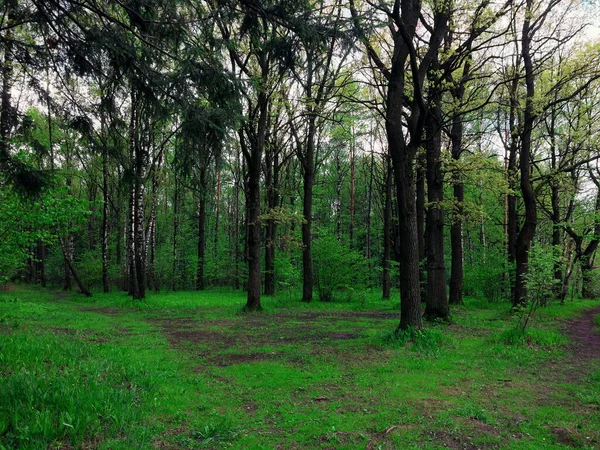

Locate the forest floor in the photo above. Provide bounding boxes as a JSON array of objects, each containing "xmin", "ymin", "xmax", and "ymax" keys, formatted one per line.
[{"xmin": 1, "ymin": 286, "xmax": 600, "ymax": 449}]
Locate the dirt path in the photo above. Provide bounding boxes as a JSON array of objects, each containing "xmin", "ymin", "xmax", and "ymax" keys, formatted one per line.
[{"xmin": 566, "ymin": 305, "xmax": 600, "ymax": 360}]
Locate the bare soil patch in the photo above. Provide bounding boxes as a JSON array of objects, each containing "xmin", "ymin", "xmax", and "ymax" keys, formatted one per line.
[
  {"xmin": 565, "ymin": 305, "xmax": 600, "ymax": 360},
  {"xmin": 149, "ymin": 309, "xmax": 386, "ymax": 367}
]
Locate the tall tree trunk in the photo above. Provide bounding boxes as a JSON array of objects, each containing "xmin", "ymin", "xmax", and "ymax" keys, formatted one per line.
[
  {"xmin": 416, "ymin": 153, "xmax": 426, "ymax": 297},
  {"xmin": 242, "ymin": 87, "xmax": 268, "ymax": 311},
  {"xmin": 233, "ymin": 153, "xmax": 241, "ymax": 290},
  {"xmin": 245, "ymin": 158, "xmax": 262, "ymax": 310},
  {"xmin": 196, "ymin": 181, "xmax": 207, "ymax": 291},
  {"xmin": 172, "ymin": 175, "xmax": 180, "ymax": 291},
  {"xmin": 514, "ymin": 1, "xmax": 537, "ymax": 307},
  {"xmin": 424, "ymin": 83, "xmax": 449, "ymax": 321},
  {"xmin": 365, "ymin": 143, "xmax": 374, "ymax": 265},
  {"xmin": 449, "ymin": 98, "xmax": 465, "ymax": 305},
  {"xmin": 382, "ymin": 157, "xmax": 393, "ymax": 300},
  {"xmin": 214, "ymin": 169, "xmax": 221, "ymax": 258},
  {"xmin": 101, "ymin": 125, "xmax": 110, "ymax": 293},
  {"xmin": 264, "ymin": 150, "xmax": 278, "ymax": 296},
  {"xmin": 128, "ymin": 185, "xmax": 139, "ymax": 298},
  {"xmin": 349, "ymin": 133, "xmax": 355, "ymax": 246},
  {"xmin": 0, "ymin": 0, "xmax": 14, "ymax": 171},
  {"xmin": 301, "ymin": 119, "xmax": 316, "ymax": 303},
  {"xmin": 302, "ymin": 158, "xmax": 314, "ymax": 302},
  {"xmin": 336, "ymin": 148, "xmax": 342, "ymax": 241}
]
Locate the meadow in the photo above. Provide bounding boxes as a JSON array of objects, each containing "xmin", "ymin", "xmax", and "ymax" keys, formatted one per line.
[{"xmin": 1, "ymin": 286, "xmax": 599, "ymax": 449}]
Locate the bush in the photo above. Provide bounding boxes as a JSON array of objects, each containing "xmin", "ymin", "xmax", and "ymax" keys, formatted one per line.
[{"xmin": 312, "ymin": 235, "xmax": 366, "ymax": 302}]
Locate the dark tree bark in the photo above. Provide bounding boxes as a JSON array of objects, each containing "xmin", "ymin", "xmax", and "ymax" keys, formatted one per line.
[
  {"xmin": 101, "ymin": 118, "xmax": 110, "ymax": 293},
  {"xmin": 424, "ymin": 75, "xmax": 449, "ymax": 321},
  {"xmin": 351, "ymin": 0, "xmax": 449, "ymax": 330},
  {"xmin": 172, "ymin": 174, "xmax": 180, "ymax": 291},
  {"xmin": 349, "ymin": 133, "xmax": 355, "ymax": 246},
  {"xmin": 416, "ymin": 152, "xmax": 426, "ymax": 296},
  {"xmin": 239, "ymin": 87, "xmax": 268, "ymax": 311},
  {"xmin": 382, "ymin": 157, "xmax": 393, "ymax": 300},
  {"xmin": 301, "ymin": 137, "xmax": 315, "ymax": 302},
  {"xmin": 264, "ymin": 135, "xmax": 280, "ymax": 296},
  {"xmin": 196, "ymin": 177, "xmax": 207, "ymax": 291},
  {"xmin": 448, "ymin": 103, "xmax": 464, "ymax": 306},
  {"xmin": 514, "ymin": 0, "xmax": 537, "ymax": 307}
]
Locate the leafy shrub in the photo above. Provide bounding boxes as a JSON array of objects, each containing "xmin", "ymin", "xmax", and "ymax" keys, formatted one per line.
[{"xmin": 312, "ymin": 235, "xmax": 366, "ymax": 302}]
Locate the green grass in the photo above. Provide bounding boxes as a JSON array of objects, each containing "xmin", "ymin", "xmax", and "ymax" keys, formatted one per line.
[{"xmin": 1, "ymin": 285, "xmax": 600, "ymax": 449}]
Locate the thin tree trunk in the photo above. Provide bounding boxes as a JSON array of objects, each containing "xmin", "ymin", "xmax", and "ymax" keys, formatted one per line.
[
  {"xmin": 214, "ymin": 169, "xmax": 221, "ymax": 257},
  {"xmin": 301, "ymin": 118, "xmax": 316, "ymax": 303},
  {"xmin": 172, "ymin": 176, "xmax": 180, "ymax": 291},
  {"xmin": 336, "ymin": 149, "xmax": 342, "ymax": 242},
  {"xmin": 196, "ymin": 187, "xmax": 207, "ymax": 291},
  {"xmin": 382, "ymin": 157, "xmax": 392, "ymax": 300},
  {"xmin": 349, "ymin": 132, "xmax": 355, "ymax": 246},
  {"xmin": 59, "ymin": 238, "xmax": 92, "ymax": 297},
  {"xmin": 101, "ymin": 123, "xmax": 110, "ymax": 293}
]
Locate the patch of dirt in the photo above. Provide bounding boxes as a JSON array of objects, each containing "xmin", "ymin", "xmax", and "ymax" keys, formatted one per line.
[
  {"xmin": 551, "ymin": 426, "xmax": 581, "ymax": 447},
  {"xmin": 424, "ymin": 431, "xmax": 480, "ymax": 450},
  {"xmin": 565, "ymin": 305, "xmax": 600, "ymax": 360}
]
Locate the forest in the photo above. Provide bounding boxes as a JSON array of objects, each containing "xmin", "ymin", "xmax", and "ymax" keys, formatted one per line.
[{"xmin": 2, "ymin": 0, "xmax": 600, "ymax": 449}]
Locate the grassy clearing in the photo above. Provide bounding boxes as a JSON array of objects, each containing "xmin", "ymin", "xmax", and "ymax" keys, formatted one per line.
[{"xmin": 1, "ymin": 285, "xmax": 599, "ymax": 449}]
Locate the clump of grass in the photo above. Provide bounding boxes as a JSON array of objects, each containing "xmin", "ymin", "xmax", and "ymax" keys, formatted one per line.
[
  {"xmin": 191, "ymin": 420, "xmax": 238, "ymax": 446},
  {"xmin": 380, "ymin": 327, "xmax": 450, "ymax": 355},
  {"xmin": 0, "ymin": 332, "xmax": 150, "ymax": 449},
  {"xmin": 494, "ymin": 326, "xmax": 567, "ymax": 348}
]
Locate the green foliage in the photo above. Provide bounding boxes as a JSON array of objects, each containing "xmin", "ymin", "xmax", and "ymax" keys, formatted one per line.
[
  {"xmin": 381, "ymin": 326, "xmax": 450, "ymax": 356},
  {"xmin": 312, "ymin": 234, "xmax": 366, "ymax": 302},
  {"xmin": 525, "ymin": 244, "xmax": 560, "ymax": 308},
  {"xmin": 0, "ymin": 183, "xmax": 90, "ymax": 283},
  {"xmin": 463, "ymin": 251, "xmax": 509, "ymax": 302}
]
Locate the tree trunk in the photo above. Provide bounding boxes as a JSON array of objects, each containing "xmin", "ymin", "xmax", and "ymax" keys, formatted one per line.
[
  {"xmin": 449, "ymin": 100, "xmax": 465, "ymax": 305},
  {"xmin": 196, "ymin": 192, "xmax": 207, "ymax": 291},
  {"xmin": 264, "ymin": 150, "xmax": 279, "ymax": 296},
  {"xmin": 416, "ymin": 152, "xmax": 426, "ymax": 298},
  {"xmin": 0, "ymin": 1, "xmax": 14, "ymax": 171},
  {"xmin": 349, "ymin": 133, "xmax": 355, "ymax": 246},
  {"xmin": 172, "ymin": 175, "xmax": 180, "ymax": 291},
  {"xmin": 382, "ymin": 157, "xmax": 392, "ymax": 300},
  {"xmin": 59, "ymin": 238, "xmax": 92, "ymax": 297},
  {"xmin": 301, "ymin": 119, "xmax": 316, "ymax": 303},
  {"xmin": 424, "ymin": 85, "xmax": 449, "ymax": 321},
  {"xmin": 214, "ymin": 169, "xmax": 221, "ymax": 258},
  {"xmin": 514, "ymin": 1, "xmax": 537, "ymax": 307},
  {"xmin": 302, "ymin": 162, "xmax": 314, "ymax": 302},
  {"xmin": 245, "ymin": 161, "xmax": 262, "ymax": 310},
  {"xmin": 101, "ymin": 132, "xmax": 110, "ymax": 293},
  {"xmin": 336, "ymin": 149, "xmax": 342, "ymax": 241}
]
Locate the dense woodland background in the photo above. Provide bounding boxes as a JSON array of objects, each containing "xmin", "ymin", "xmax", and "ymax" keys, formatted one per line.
[{"xmin": 2, "ymin": 0, "xmax": 600, "ymax": 328}]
